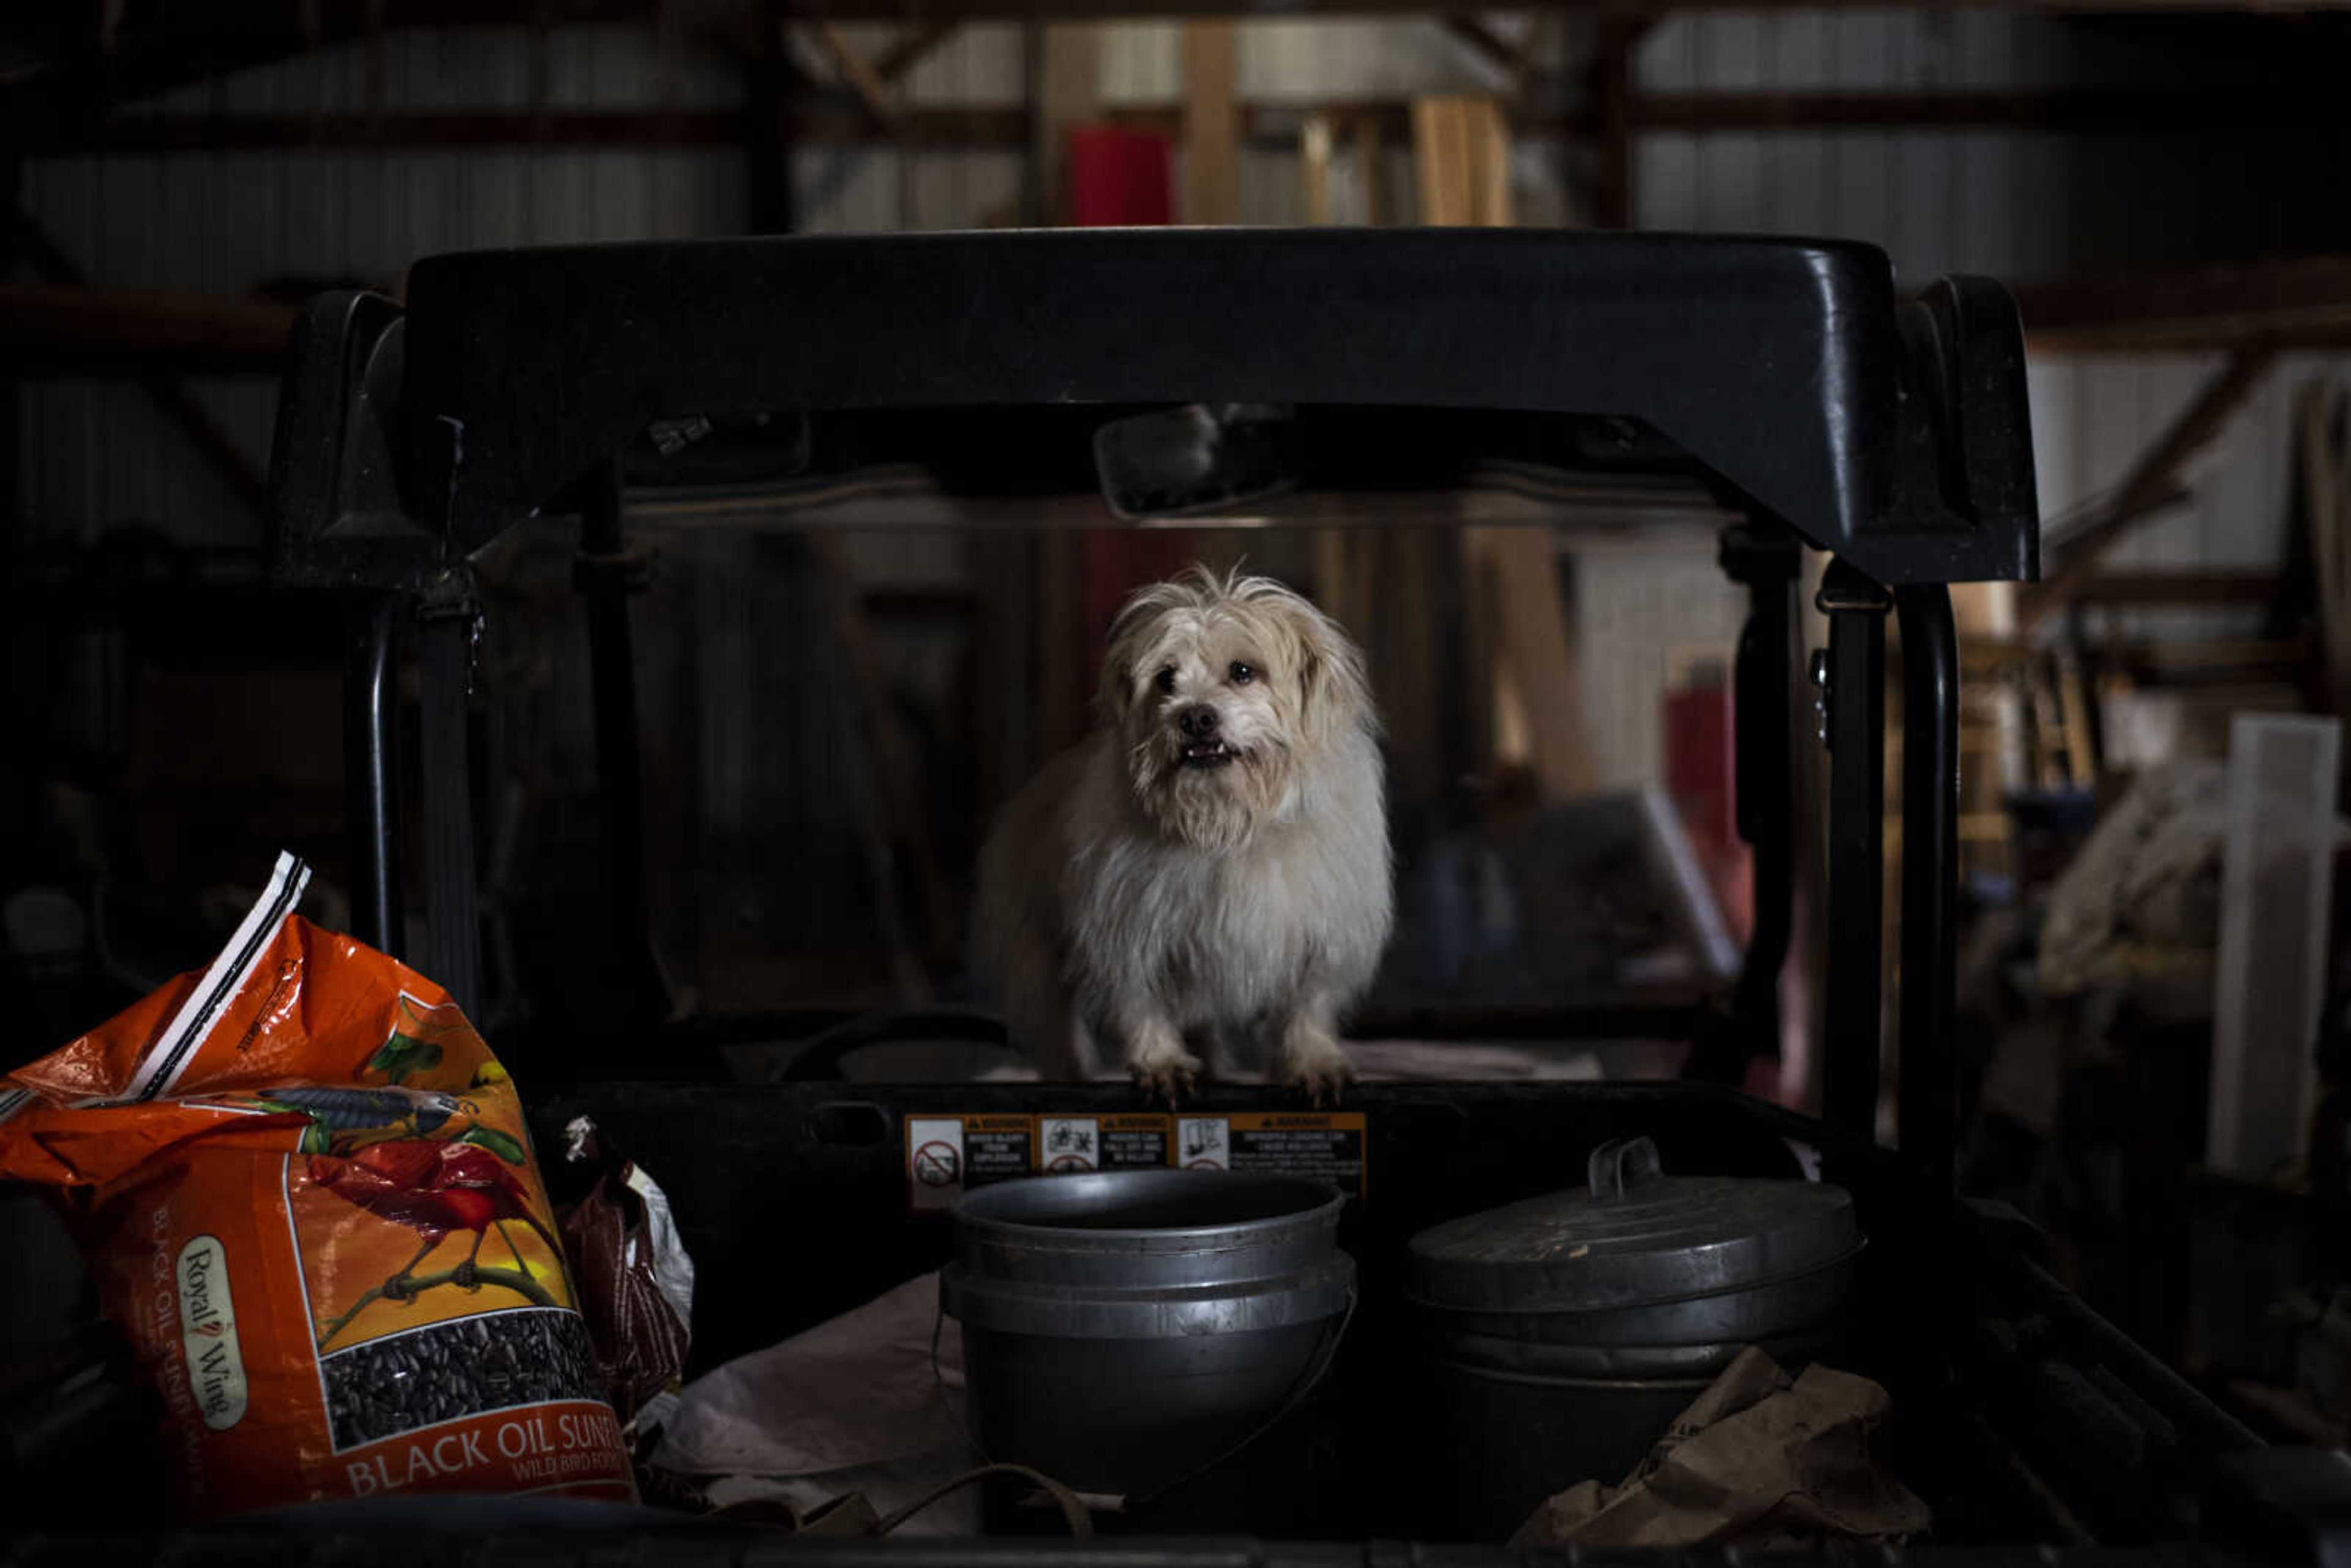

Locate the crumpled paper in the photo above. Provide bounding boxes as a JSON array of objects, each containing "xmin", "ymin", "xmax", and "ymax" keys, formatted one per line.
[
  {"xmin": 649, "ymin": 1270, "xmax": 984, "ymax": 1535},
  {"xmin": 2037, "ymin": 762, "xmax": 2230, "ymax": 1009},
  {"xmin": 1511, "ymin": 1346, "xmax": 1929, "ymax": 1549}
]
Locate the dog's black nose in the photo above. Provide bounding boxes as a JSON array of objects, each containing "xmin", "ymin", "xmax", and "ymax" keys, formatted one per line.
[{"xmin": 1177, "ymin": 705, "xmax": 1221, "ymax": 740}]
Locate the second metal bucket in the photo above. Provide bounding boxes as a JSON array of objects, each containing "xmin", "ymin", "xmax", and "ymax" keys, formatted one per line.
[
  {"xmin": 940, "ymin": 1169, "xmax": 1354, "ymax": 1503},
  {"xmin": 1406, "ymin": 1136, "xmax": 1864, "ymax": 1539}
]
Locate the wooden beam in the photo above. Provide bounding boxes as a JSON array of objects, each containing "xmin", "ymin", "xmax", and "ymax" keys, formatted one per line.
[
  {"xmin": 1442, "ymin": 14, "xmax": 1521, "ymax": 77},
  {"xmin": 1511, "ymin": 13, "xmax": 1556, "ymax": 79},
  {"xmin": 652, "ymin": 0, "xmax": 683, "ymax": 107},
  {"xmin": 1409, "ymin": 96, "xmax": 1594, "ymax": 801},
  {"xmin": 2039, "ymin": 477, "xmax": 2192, "ymax": 548},
  {"xmin": 2016, "ymin": 256, "xmax": 2351, "ymax": 353},
  {"xmin": 9, "ymin": 213, "xmax": 273, "ymax": 514},
  {"xmin": 1591, "ymin": 18, "xmax": 1651, "ymax": 229},
  {"xmin": 1630, "ymin": 86, "xmax": 2340, "ymax": 133},
  {"xmin": 1030, "ymin": 23, "xmax": 1100, "ymax": 223},
  {"xmin": 1412, "ymin": 97, "xmax": 1468, "ymax": 225},
  {"xmin": 1, "ymin": 0, "xmax": 807, "ymax": 127},
  {"xmin": 523, "ymin": 0, "xmax": 548, "ymax": 126},
  {"xmin": 1182, "ymin": 21, "xmax": 1240, "ymax": 225},
  {"xmin": 43, "ymin": 97, "xmax": 1436, "ymax": 156},
  {"xmin": 1469, "ymin": 526, "xmax": 1597, "ymax": 801},
  {"xmin": 1412, "ymin": 96, "xmax": 1511, "ymax": 227},
  {"xmin": 1352, "ymin": 111, "xmax": 1385, "ymax": 226},
  {"xmin": 1470, "ymin": 96, "xmax": 1510, "ymax": 228},
  {"xmin": 46, "ymin": 105, "xmax": 1029, "ymax": 151},
  {"xmin": 2025, "ymin": 347, "xmax": 2278, "ymax": 628},
  {"xmin": 1300, "ymin": 114, "xmax": 1334, "ymax": 227},
  {"xmin": 808, "ymin": 20, "xmax": 899, "ymax": 130},
  {"xmin": 2113, "ymin": 635, "xmax": 2317, "ymax": 676},
  {"xmin": 744, "ymin": 2, "xmax": 795, "ymax": 231},
  {"xmin": 0, "ymin": 282, "xmax": 298, "ymax": 372},
  {"xmin": 871, "ymin": 20, "xmax": 957, "ymax": 83},
  {"xmin": 2071, "ymin": 570, "xmax": 2281, "ymax": 608},
  {"xmin": 2301, "ymin": 380, "xmax": 2351, "ymax": 713}
]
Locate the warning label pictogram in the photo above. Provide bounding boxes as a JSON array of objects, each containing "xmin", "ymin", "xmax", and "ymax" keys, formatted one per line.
[
  {"xmin": 1178, "ymin": 1116, "xmax": 1230, "ymax": 1170},
  {"xmin": 904, "ymin": 1107, "xmax": 1368, "ymax": 1204},
  {"xmin": 1040, "ymin": 1117, "xmax": 1100, "ymax": 1172},
  {"xmin": 905, "ymin": 1117, "xmax": 966, "ymax": 1212}
]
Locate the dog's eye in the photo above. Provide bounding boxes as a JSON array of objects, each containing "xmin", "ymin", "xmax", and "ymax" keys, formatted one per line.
[
  {"xmin": 1229, "ymin": 661, "xmax": 1256, "ymax": 686},
  {"xmin": 1154, "ymin": 667, "xmax": 1177, "ymax": 696}
]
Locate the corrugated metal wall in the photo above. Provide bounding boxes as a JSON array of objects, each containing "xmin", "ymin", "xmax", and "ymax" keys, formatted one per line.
[
  {"xmin": 1626, "ymin": 12, "xmax": 2350, "ymax": 642},
  {"xmin": 20, "ymin": 26, "xmax": 748, "ymax": 550},
  {"xmin": 1635, "ymin": 11, "xmax": 2080, "ymax": 283},
  {"xmin": 18, "ymin": 9, "xmax": 2342, "ymax": 608}
]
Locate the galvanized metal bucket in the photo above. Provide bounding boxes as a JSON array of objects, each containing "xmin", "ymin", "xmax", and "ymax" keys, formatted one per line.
[
  {"xmin": 1406, "ymin": 1136, "xmax": 1864, "ymax": 1539},
  {"xmin": 940, "ymin": 1169, "xmax": 1354, "ymax": 1504}
]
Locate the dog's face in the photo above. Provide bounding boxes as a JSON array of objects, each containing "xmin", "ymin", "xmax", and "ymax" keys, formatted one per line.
[{"xmin": 1101, "ymin": 569, "xmax": 1374, "ymax": 850}]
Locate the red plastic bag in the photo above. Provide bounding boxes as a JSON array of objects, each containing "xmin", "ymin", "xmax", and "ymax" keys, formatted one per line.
[{"xmin": 0, "ymin": 853, "xmax": 636, "ymax": 1518}]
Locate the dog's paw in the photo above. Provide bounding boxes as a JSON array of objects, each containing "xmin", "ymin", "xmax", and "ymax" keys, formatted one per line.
[
  {"xmin": 1282, "ymin": 1045, "xmax": 1352, "ymax": 1108},
  {"xmin": 1128, "ymin": 1038, "xmax": 1204, "ymax": 1108}
]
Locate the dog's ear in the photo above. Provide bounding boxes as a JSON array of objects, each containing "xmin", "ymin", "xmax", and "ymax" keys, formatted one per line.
[
  {"xmin": 1095, "ymin": 650, "xmax": 1138, "ymax": 727},
  {"xmin": 1294, "ymin": 599, "xmax": 1374, "ymax": 751},
  {"xmin": 1098, "ymin": 585, "xmax": 1170, "ymax": 728}
]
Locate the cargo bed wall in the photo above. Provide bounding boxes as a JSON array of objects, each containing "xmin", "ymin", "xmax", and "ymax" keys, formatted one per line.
[{"xmin": 523, "ymin": 1079, "xmax": 2240, "ymax": 1546}]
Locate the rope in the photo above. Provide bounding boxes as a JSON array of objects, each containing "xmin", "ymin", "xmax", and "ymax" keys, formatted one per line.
[
  {"xmin": 928, "ymin": 1284, "xmax": 1357, "ymax": 1517},
  {"xmin": 871, "ymin": 1463, "xmax": 1094, "ymax": 1540}
]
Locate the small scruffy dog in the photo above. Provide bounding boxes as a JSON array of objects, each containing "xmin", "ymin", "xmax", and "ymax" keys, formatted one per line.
[{"xmin": 973, "ymin": 566, "xmax": 1392, "ymax": 1102}]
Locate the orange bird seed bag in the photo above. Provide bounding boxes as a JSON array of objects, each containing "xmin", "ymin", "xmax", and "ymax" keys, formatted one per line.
[{"xmin": 0, "ymin": 853, "xmax": 636, "ymax": 1518}]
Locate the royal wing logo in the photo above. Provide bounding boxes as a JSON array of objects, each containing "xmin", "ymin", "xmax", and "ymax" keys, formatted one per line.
[{"xmin": 175, "ymin": 1235, "xmax": 249, "ymax": 1431}]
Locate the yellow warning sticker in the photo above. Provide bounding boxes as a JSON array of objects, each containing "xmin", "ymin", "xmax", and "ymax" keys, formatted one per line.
[
  {"xmin": 1229, "ymin": 1111, "xmax": 1367, "ymax": 1198},
  {"xmin": 1098, "ymin": 1113, "xmax": 1171, "ymax": 1171},
  {"xmin": 905, "ymin": 1109, "xmax": 1367, "ymax": 1206},
  {"xmin": 961, "ymin": 1114, "xmax": 1033, "ymax": 1187}
]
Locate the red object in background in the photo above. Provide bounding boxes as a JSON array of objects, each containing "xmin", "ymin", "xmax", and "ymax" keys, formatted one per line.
[
  {"xmin": 1083, "ymin": 530, "xmax": 1202, "ymax": 694},
  {"xmin": 1665, "ymin": 682, "xmax": 1736, "ymax": 850},
  {"xmin": 1067, "ymin": 122, "xmax": 1186, "ymax": 696},
  {"xmin": 1067, "ymin": 126, "xmax": 1174, "ymax": 227},
  {"xmin": 1664, "ymin": 678, "xmax": 1753, "ymax": 943},
  {"xmin": 1666, "ymin": 676, "xmax": 1809, "ymax": 1112}
]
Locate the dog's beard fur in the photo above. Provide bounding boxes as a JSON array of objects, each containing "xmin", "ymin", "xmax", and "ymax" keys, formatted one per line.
[
  {"xmin": 1124, "ymin": 730, "xmax": 1285, "ymax": 853},
  {"xmin": 972, "ymin": 566, "xmax": 1393, "ymax": 1101}
]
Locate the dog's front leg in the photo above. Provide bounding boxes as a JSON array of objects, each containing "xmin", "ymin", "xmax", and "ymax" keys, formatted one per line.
[
  {"xmin": 1117, "ymin": 1000, "xmax": 1203, "ymax": 1106},
  {"xmin": 1272, "ymin": 990, "xmax": 1353, "ymax": 1107}
]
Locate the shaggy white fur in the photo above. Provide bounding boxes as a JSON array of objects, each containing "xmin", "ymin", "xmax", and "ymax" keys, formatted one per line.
[{"xmin": 972, "ymin": 566, "xmax": 1393, "ymax": 1102}]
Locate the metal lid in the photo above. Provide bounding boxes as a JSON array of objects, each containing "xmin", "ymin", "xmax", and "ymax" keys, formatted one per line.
[{"xmin": 1404, "ymin": 1137, "xmax": 1861, "ymax": 1314}]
